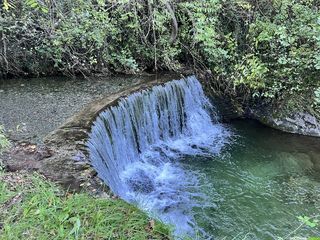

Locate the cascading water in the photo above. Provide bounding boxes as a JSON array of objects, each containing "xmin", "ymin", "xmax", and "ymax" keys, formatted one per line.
[{"xmin": 87, "ymin": 76, "xmax": 230, "ymax": 238}]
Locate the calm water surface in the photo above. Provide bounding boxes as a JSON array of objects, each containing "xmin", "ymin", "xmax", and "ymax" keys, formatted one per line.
[
  {"xmin": 0, "ymin": 74, "xmax": 177, "ymax": 141},
  {"xmin": 183, "ymin": 120, "xmax": 320, "ymax": 239}
]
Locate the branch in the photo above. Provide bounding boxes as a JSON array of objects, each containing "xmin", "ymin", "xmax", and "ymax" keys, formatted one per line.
[{"xmin": 164, "ymin": 1, "xmax": 178, "ymax": 44}]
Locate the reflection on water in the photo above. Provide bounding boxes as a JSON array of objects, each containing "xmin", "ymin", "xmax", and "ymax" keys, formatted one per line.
[{"xmin": 184, "ymin": 119, "xmax": 320, "ymax": 239}]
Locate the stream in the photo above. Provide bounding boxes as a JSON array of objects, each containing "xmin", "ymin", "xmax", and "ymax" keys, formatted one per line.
[
  {"xmin": 1, "ymin": 75, "xmax": 319, "ymax": 239},
  {"xmin": 188, "ymin": 119, "xmax": 320, "ymax": 239}
]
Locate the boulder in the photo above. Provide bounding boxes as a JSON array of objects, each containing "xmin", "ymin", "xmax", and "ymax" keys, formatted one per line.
[{"xmin": 265, "ymin": 112, "xmax": 320, "ymax": 137}]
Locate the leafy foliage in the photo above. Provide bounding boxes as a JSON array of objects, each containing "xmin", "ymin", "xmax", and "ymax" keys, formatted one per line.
[
  {"xmin": 234, "ymin": 55, "xmax": 269, "ymax": 91},
  {"xmin": 0, "ymin": 0, "xmax": 179, "ymax": 76},
  {"xmin": 2, "ymin": 0, "xmax": 14, "ymax": 11},
  {"xmin": 245, "ymin": 0, "xmax": 320, "ymax": 97},
  {"xmin": 0, "ymin": 0, "xmax": 319, "ymax": 102}
]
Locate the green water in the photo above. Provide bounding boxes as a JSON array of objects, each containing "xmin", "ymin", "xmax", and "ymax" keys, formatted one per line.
[{"xmin": 183, "ymin": 120, "xmax": 320, "ymax": 239}]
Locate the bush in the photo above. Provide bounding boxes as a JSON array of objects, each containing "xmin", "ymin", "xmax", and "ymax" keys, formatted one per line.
[{"xmin": 0, "ymin": 0, "xmax": 319, "ymax": 102}]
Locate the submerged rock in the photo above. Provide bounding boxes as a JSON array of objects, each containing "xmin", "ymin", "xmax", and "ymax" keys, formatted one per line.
[
  {"xmin": 248, "ymin": 151, "xmax": 314, "ymax": 179},
  {"xmin": 278, "ymin": 152, "xmax": 314, "ymax": 173},
  {"xmin": 281, "ymin": 175, "xmax": 320, "ymax": 205},
  {"xmin": 309, "ymin": 151, "xmax": 320, "ymax": 171}
]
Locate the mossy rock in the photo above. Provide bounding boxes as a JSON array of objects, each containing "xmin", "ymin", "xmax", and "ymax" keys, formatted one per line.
[{"xmin": 249, "ymin": 88, "xmax": 320, "ymax": 137}]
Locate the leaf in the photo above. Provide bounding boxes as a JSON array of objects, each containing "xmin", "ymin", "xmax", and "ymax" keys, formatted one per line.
[
  {"xmin": 3, "ymin": 0, "xmax": 14, "ymax": 11},
  {"xmin": 307, "ymin": 222, "xmax": 317, "ymax": 228},
  {"xmin": 298, "ymin": 216, "xmax": 318, "ymax": 228},
  {"xmin": 41, "ymin": 7, "xmax": 49, "ymax": 14},
  {"xmin": 69, "ymin": 217, "xmax": 81, "ymax": 237}
]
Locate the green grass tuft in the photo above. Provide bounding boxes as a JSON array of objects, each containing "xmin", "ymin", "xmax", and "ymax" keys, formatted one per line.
[{"xmin": 0, "ymin": 171, "xmax": 171, "ymax": 240}]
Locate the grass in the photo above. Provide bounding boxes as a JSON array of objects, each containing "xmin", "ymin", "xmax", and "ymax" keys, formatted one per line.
[{"xmin": 0, "ymin": 171, "xmax": 171, "ymax": 240}]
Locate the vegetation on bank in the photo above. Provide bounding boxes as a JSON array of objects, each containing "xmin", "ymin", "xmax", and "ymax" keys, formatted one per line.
[
  {"xmin": 0, "ymin": 170, "xmax": 171, "ymax": 240},
  {"xmin": 0, "ymin": 1, "xmax": 319, "ymax": 105}
]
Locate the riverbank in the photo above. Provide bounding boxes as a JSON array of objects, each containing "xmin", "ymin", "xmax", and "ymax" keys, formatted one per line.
[{"xmin": 0, "ymin": 169, "xmax": 171, "ymax": 239}]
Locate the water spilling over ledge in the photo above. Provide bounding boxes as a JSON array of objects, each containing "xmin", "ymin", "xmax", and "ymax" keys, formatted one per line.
[{"xmin": 87, "ymin": 76, "xmax": 230, "ymax": 237}]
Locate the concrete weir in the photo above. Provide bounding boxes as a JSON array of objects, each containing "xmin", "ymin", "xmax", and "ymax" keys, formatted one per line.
[{"xmin": 3, "ymin": 74, "xmax": 182, "ymax": 192}]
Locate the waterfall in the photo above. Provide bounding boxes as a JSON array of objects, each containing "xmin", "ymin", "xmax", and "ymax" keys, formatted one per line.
[{"xmin": 87, "ymin": 76, "xmax": 230, "ymax": 238}]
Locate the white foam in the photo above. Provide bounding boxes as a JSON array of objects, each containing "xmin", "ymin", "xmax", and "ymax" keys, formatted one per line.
[{"xmin": 87, "ymin": 76, "xmax": 230, "ymax": 238}]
